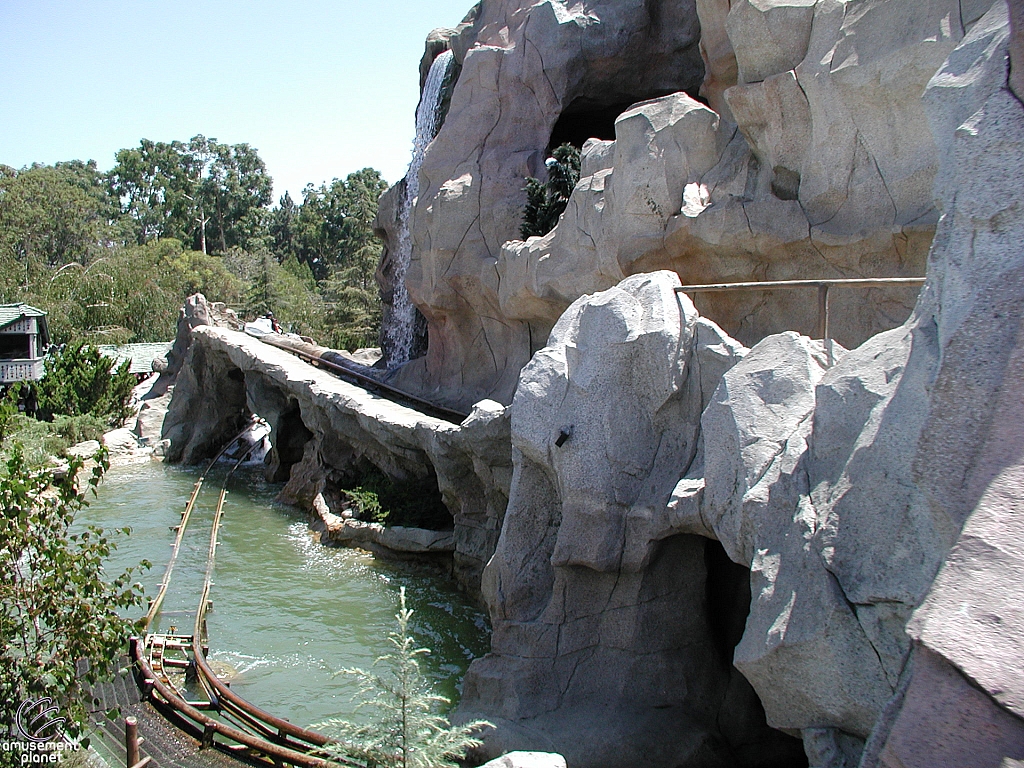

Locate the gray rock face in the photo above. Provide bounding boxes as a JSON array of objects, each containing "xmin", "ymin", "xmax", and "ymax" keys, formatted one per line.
[
  {"xmin": 458, "ymin": 272, "xmax": 804, "ymax": 767},
  {"xmin": 375, "ymin": 0, "xmax": 705, "ymax": 409},
  {"xmin": 161, "ymin": 327, "xmax": 512, "ymax": 598},
  {"xmin": 458, "ymin": 6, "xmax": 1024, "ymax": 763},
  {"xmin": 377, "ymin": 0, "xmax": 995, "ymax": 409}
]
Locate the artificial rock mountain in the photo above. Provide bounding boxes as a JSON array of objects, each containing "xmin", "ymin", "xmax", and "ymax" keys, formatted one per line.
[{"xmin": 164, "ymin": 1, "xmax": 1024, "ymax": 766}]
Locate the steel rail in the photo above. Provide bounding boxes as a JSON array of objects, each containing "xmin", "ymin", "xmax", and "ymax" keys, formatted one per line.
[
  {"xmin": 143, "ymin": 419, "xmax": 259, "ymax": 629},
  {"xmin": 189, "ymin": 446, "xmax": 333, "ymax": 753},
  {"xmin": 256, "ymin": 333, "xmax": 469, "ymax": 423},
  {"xmin": 131, "ymin": 638, "xmax": 337, "ymax": 768}
]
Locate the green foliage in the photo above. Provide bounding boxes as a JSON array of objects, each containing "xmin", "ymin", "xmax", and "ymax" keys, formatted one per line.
[
  {"xmin": 341, "ymin": 482, "xmax": 385, "ymax": 524},
  {"xmin": 108, "ymin": 135, "xmax": 273, "ymax": 253},
  {"xmin": 3, "ymin": 144, "xmax": 388, "ymax": 354},
  {"xmin": 0, "ymin": 161, "xmax": 116, "ymax": 277},
  {"xmin": 314, "ymin": 588, "xmax": 490, "ymax": 768},
  {"xmin": 290, "ymin": 169, "xmax": 388, "ymax": 281},
  {"xmin": 520, "ymin": 143, "xmax": 582, "ymax": 238},
  {"xmin": 342, "ymin": 468, "xmax": 452, "ymax": 530},
  {"xmin": 0, "ymin": 385, "xmax": 22, "ymax": 445},
  {"xmin": 37, "ymin": 343, "xmax": 136, "ymax": 426},
  {"xmin": 0, "ymin": 414, "xmax": 108, "ymax": 470},
  {"xmin": 0, "ymin": 444, "xmax": 150, "ymax": 751}
]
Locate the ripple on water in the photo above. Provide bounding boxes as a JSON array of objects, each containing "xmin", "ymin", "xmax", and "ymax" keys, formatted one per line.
[{"xmin": 80, "ymin": 462, "xmax": 490, "ymax": 728}]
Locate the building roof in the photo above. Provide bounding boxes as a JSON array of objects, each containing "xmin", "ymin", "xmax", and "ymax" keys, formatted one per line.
[
  {"xmin": 0, "ymin": 303, "xmax": 50, "ymax": 347},
  {"xmin": 96, "ymin": 342, "xmax": 174, "ymax": 375},
  {"xmin": 0, "ymin": 303, "xmax": 47, "ymax": 328}
]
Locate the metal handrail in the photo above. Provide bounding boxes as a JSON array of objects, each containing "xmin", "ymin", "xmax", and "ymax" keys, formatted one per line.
[{"xmin": 675, "ymin": 276, "xmax": 925, "ymax": 365}]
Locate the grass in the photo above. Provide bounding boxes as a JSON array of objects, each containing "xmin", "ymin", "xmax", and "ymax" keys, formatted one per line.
[{"xmin": 0, "ymin": 414, "xmax": 108, "ymax": 467}]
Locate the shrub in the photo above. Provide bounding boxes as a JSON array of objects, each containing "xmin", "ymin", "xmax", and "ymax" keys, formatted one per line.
[
  {"xmin": 36, "ymin": 342, "xmax": 135, "ymax": 426},
  {"xmin": 313, "ymin": 588, "xmax": 490, "ymax": 768},
  {"xmin": 520, "ymin": 143, "xmax": 581, "ymax": 239},
  {"xmin": 0, "ymin": 443, "xmax": 149, "ymax": 759},
  {"xmin": 342, "ymin": 468, "xmax": 451, "ymax": 530}
]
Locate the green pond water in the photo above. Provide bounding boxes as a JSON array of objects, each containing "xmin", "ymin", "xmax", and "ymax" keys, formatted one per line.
[{"xmin": 78, "ymin": 459, "xmax": 490, "ymax": 729}]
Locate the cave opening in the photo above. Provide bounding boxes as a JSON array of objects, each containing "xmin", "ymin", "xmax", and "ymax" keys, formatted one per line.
[
  {"xmin": 547, "ymin": 89, "xmax": 708, "ymax": 152},
  {"xmin": 266, "ymin": 399, "xmax": 313, "ymax": 483},
  {"xmin": 704, "ymin": 539, "xmax": 809, "ymax": 767},
  {"xmin": 340, "ymin": 457, "xmax": 453, "ymax": 531}
]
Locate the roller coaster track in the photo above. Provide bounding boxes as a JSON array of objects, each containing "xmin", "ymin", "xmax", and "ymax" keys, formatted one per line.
[{"xmin": 132, "ymin": 425, "xmax": 356, "ymax": 768}]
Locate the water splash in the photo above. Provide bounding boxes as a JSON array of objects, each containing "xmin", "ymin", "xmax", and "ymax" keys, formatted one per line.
[{"xmin": 385, "ymin": 49, "xmax": 455, "ymax": 368}]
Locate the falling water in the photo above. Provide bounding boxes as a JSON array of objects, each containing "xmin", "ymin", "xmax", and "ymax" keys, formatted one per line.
[{"xmin": 385, "ymin": 49, "xmax": 455, "ymax": 368}]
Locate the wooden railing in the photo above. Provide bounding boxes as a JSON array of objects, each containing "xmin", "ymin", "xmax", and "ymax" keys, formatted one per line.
[
  {"xmin": 675, "ymin": 277, "xmax": 926, "ymax": 365},
  {"xmin": 0, "ymin": 358, "xmax": 43, "ymax": 383}
]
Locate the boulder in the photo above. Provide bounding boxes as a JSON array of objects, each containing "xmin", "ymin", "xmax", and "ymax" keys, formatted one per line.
[
  {"xmin": 684, "ymin": 4, "xmax": 1024, "ymax": 761},
  {"xmin": 457, "ymin": 272, "xmax": 804, "ymax": 768},
  {"xmin": 376, "ymin": 0, "xmax": 705, "ymax": 409},
  {"xmin": 102, "ymin": 427, "xmax": 151, "ymax": 466}
]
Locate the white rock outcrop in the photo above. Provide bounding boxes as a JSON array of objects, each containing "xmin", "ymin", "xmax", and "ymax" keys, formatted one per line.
[{"xmin": 457, "ymin": 272, "xmax": 805, "ymax": 767}]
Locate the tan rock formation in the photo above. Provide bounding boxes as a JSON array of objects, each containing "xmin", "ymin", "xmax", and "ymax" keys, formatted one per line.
[
  {"xmin": 494, "ymin": 0, "xmax": 980, "ymax": 373},
  {"xmin": 375, "ymin": 0, "xmax": 1004, "ymax": 409}
]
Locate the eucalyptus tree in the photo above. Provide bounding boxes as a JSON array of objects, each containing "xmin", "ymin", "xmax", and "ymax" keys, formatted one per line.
[
  {"xmin": 0, "ymin": 161, "xmax": 115, "ymax": 296},
  {"xmin": 108, "ymin": 135, "xmax": 273, "ymax": 253}
]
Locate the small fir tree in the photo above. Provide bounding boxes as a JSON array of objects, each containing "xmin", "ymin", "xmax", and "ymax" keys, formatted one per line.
[
  {"xmin": 314, "ymin": 588, "xmax": 491, "ymax": 768},
  {"xmin": 36, "ymin": 342, "xmax": 136, "ymax": 426},
  {"xmin": 520, "ymin": 143, "xmax": 582, "ymax": 238}
]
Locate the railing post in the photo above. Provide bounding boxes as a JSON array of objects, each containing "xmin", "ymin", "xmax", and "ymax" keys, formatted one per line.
[
  {"xmin": 125, "ymin": 716, "xmax": 140, "ymax": 768},
  {"xmin": 816, "ymin": 283, "xmax": 834, "ymax": 366}
]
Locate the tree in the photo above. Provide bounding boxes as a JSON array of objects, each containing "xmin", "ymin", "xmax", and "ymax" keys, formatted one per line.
[
  {"xmin": 108, "ymin": 135, "xmax": 273, "ymax": 254},
  {"xmin": 314, "ymin": 588, "xmax": 490, "ymax": 768},
  {"xmin": 520, "ymin": 143, "xmax": 581, "ymax": 238},
  {"xmin": 36, "ymin": 343, "xmax": 136, "ymax": 426},
  {"xmin": 290, "ymin": 169, "xmax": 388, "ymax": 281},
  {"xmin": 0, "ymin": 444, "xmax": 149, "ymax": 761},
  {"xmin": 189, "ymin": 135, "xmax": 273, "ymax": 254},
  {"xmin": 0, "ymin": 162, "xmax": 115, "ymax": 287}
]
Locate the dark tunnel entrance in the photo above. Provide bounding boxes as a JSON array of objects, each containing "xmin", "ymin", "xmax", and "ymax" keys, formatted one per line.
[{"xmin": 548, "ymin": 90, "xmax": 707, "ymax": 152}]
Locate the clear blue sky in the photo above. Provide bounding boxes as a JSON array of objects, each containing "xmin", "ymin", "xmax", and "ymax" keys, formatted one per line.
[{"xmin": 0, "ymin": 0, "xmax": 474, "ymax": 200}]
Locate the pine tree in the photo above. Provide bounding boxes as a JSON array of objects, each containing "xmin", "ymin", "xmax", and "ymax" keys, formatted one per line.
[
  {"xmin": 520, "ymin": 143, "xmax": 581, "ymax": 238},
  {"xmin": 314, "ymin": 588, "xmax": 491, "ymax": 768}
]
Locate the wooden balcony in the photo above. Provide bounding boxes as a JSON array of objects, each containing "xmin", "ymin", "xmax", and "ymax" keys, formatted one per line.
[{"xmin": 0, "ymin": 358, "xmax": 44, "ymax": 383}]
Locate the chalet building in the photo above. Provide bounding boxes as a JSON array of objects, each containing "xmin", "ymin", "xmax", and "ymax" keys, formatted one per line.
[{"xmin": 0, "ymin": 304, "xmax": 49, "ymax": 385}]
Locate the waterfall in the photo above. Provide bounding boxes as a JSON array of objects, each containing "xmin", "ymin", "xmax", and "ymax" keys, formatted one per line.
[{"xmin": 385, "ymin": 49, "xmax": 455, "ymax": 368}]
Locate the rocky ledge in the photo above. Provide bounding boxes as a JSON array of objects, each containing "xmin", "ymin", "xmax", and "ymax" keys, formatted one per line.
[{"xmin": 161, "ymin": 325, "xmax": 512, "ymax": 599}]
